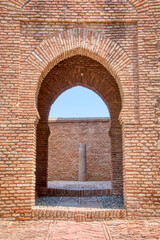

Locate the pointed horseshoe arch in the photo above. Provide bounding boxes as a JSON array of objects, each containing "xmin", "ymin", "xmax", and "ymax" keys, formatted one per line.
[
  {"xmin": 20, "ymin": 28, "xmax": 139, "ymax": 126},
  {"xmin": 26, "ymin": 28, "xmax": 132, "ymax": 106},
  {"xmin": 19, "ymin": 27, "xmax": 139, "ymax": 201}
]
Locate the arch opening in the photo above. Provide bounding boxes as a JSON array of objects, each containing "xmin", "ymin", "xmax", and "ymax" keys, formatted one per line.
[
  {"xmin": 36, "ymin": 54, "xmax": 123, "ymax": 197},
  {"xmin": 48, "ymin": 86, "xmax": 111, "ymax": 184},
  {"xmin": 49, "ymin": 86, "xmax": 110, "ymax": 118}
]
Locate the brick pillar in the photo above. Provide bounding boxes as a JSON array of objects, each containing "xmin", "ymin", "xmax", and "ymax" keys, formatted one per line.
[
  {"xmin": 109, "ymin": 125, "xmax": 123, "ymax": 195},
  {"xmin": 36, "ymin": 121, "xmax": 50, "ymax": 195}
]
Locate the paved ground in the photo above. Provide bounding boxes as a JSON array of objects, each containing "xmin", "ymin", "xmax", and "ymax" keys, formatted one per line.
[
  {"xmin": 0, "ymin": 219, "xmax": 160, "ymax": 240},
  {"xmin": 35, "ymin": 196, "xmax": 125, "ymax": 209},
  {"xmin": 1, "ymin": 181, "xmax": 158, "ymax": 239},
  {"xmin": 36, "ymin": 196, "xmax": 102, "ymax": 208},
  {"xmin": 59, "ymin": 196, "xmax": 102, "ymax": 208},
  {"xmin": 48, "ymin": 181, "xmax": 112, "ymax": 190}
]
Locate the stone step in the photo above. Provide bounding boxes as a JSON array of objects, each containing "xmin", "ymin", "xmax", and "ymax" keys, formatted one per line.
[
  {"xmin": 47, "ymin": 188, "xmax": 112, "ymax": 196},
  {"xmin": 31, "ymin": 206, "xmax": 126, "ymax": 222}
]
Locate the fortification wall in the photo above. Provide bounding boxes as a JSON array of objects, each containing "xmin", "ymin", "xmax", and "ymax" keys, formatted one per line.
[
  {"xmin": 48, "ymin": 118, "xmax": 112, "ymax": 181},
  {"xmin": 0, "ymin": 0, "xmax": 159, "ymax": 220}
]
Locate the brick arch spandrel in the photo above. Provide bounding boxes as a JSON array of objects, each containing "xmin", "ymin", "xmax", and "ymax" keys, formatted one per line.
[
  {"xmin": 9, "ymin": 0, "xmax": 148, "ymax": 13},
  {"xmin": 127, "ymin": 0, "xmax": 148, "ymax": 13},
  {"xmin": 23, "ymin": 28, "xmax": 136, "ymax": 124}
]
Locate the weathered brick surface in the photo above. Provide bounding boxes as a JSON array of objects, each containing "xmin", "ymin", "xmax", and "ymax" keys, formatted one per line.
[
  {"xmin": 0, "ymin": 0, "xmax": 159, "ymax": 220},
  {"xmin": 48, "ymin": 118, "xmax": 112, "ymax": 181}
]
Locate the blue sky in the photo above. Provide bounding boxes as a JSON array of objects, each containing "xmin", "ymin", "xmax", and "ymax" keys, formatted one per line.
[{"xmin": 49, "ymin": 86, "xmax": 110, "ymax": 118}]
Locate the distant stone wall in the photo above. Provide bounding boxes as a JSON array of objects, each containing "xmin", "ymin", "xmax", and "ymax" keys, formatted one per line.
[{"xmin": 48, "ymin": 118, "xmax": 112, "ymax": 181}]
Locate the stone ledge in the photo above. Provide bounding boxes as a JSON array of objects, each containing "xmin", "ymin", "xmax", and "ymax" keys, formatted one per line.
[
  {"xmin": 48, "ymin": 117, "xmax": 110, "ymax": 123},
  {"xmin": 47, "ymin": 188, "xmax": 112, "ymax": 197}
]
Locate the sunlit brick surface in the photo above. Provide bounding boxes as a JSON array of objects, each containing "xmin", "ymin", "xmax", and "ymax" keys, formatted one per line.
[{"xmin": 0, "ymin": 0, "xmax": 159, "ymax": 221}]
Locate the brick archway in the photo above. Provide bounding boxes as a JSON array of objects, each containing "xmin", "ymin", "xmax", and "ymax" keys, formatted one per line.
[
  {"xmin": 20, "ymin": 28, "xmax": 138, "ymax": 124},
  {"xmin": 19, "ymin": 28, "xmax": 138, "ymax": 211},
  {"xmin": 1, "ymin": 0, "xmax": 159, "ymax": 222},
  {"xmin": 36, "ymin": 54, "xmax": 123, "ymax": 196}
]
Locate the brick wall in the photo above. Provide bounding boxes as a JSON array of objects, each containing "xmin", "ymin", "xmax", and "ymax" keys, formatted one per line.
[
  {"xmin": 48, "ymin": 118, "xmax": 112, "ymax": 181},
  {"xmin": 0, "ymin": 0, "xmax": 159, "ymax": 220}
]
